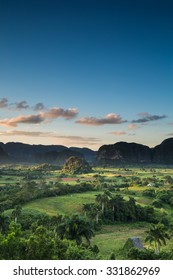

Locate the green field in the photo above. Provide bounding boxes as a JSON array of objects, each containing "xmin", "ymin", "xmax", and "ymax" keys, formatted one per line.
[
  {"xmin": 23, "ymin": 194, "xmax": 152, "ymax": 258},
  {"xmin": 92, "ymin": 223, "xmax": 148, "ymax": 259},
  {"xmin": 23, "ymin": 192, "xmax": 101, "ymax": 216},
  {"xmin": 1, "ymin": 164, "xmax": 173, "ymax": 259}
]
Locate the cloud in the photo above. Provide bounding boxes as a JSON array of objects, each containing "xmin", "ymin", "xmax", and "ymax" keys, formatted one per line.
[
  {"xmin": 0, "ymin": 114, "xmax": 45, "ymax": 127},
  {"xmin": 138, "ymin": 112, "xmax": 150, "ymax": 117},
  {"xmin": 132, "ymin": 113, "xmax": 167, "ymax": 123},
  {"xmin": 33, "ymin": 102, "xmax": 46, "ymax": 111},
  {"xmin": 110, "ymin": 131, "xmax": 127, "ymax": 135},
  {"xmin": 128, "ymin": 124, "xmax": 139, "ymax": 130},
  {"xmin": 55, "ymin": 135, "xmax": 100, "ymax": 146},
  {"xmin": 0, "ymin": 107, "xmax": 78, "ymax": 127},
  {"xmin": 0, "ymin": 130, "xmax": 100, "ymax": 146},
  {"xmin": 0, "ymin": 98, "xmax": 8, "ymax": 108},
  {"xmin": 44, "ymin": 107, "xmax": 78, "ymax": 120},
  {"xmin": 13, "ymin": 101, "xmax": 29, "ymax": 110},
  {"xmin": 0, "ymin": 130, "xmax": 50, "ymax": 137},
  {"xmin": 76, "ymin": 113, "xmax": 127, "ymax": 126}
]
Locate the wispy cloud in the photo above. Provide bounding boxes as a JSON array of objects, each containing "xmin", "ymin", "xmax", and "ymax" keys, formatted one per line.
[
  {"xmin": 110, "ymin": 131, "xmax": 127, "ymax": 135},
  {"xmin": 128, "ymin": 124, "xmax": 139, "ymax": 130},
  {"xmin": 0, "ymin": 114, "xmax": 45, "ymax": 127},
  {"xmin": 0, "ymin": 130, "xmax": 100, "ymax": 146},
  {"xmin": 132, "ymin": 112, "xmax": 167, "ymax": 123},
  {"xmin": 76, "ymin": 113, "xmax": 127, "ymax": 126},
  {"xmin": 56, "ymin": 135, "xmax": 100, "ymax": 146},
  {"xmin": 0, "ymin": 130, "xmax": 49, "ymax": 137},
  {"xmin": 0, "ymin": 98, "xmax": 8, "ymax": 108},
  {"xmin": 0, "ymin": 107, "xmax": 78, "ymax": 127}
]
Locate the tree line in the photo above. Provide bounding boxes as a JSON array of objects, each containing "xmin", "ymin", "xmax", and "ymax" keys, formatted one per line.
[{"xmin": 83, "ymin": 191, "xmax": 156, "ymax": 224}]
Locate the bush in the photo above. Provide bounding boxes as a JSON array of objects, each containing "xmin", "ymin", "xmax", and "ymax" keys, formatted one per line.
[{"xmin": 152, "ymin": 199, "xmax": 163, "ymax": 208}]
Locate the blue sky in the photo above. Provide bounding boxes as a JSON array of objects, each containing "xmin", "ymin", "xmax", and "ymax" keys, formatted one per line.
[{"xmin": 0, "ymin": 0, "xmax": 173, "ymax": 149}]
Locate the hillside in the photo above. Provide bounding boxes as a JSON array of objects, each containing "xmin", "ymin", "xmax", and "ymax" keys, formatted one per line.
[
  {"xmin": 0, "ymin": 146, "xmax": 9, "ymax": 162},
  {"xmin": 0, "ymin": 142, "xmax": 96, "ymax": 164},
  {"xmin": 152, "ymin": 138, "xmax": 173, "ymax": 164},
  {"xmin": 62, "ymin": 156, "xmax": 92, "ymax": 174},
  {"xmin": 97, "ymin": 138, "xmax": 173, "ymax": 165},
  {"xmin": 97, "ymin": 142, "xmax": 151, "ymax": 165}
]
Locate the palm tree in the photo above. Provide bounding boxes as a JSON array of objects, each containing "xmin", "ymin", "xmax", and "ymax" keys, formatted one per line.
[
  {"xmin": 109, "ymin": 195, "xmax": 124, "ymax": 222},
  {"xmin": 0, "ymin": 213, "xmax": 9, "ymax": 233},
  {"xmin": 145, "ymin": 223, "xmax": 169, "ymax": 254},
  {"xmin": 89, "ymin": 204, "xmax": 101, "ymax": 224},
  {"xmin": 57, "ymin": 215, "xmax": 94, "ymax": 246},
  {"xmin": 11, "ymin": 205, "xmax": 22, "ymax": 223},
  {"xmin": 82, "ymin": 203, "xmax": 91, "ymax": 217},
  {"xmin": 110, "ymin": 196, "xmax": 118, "ymax": 221},
  {"xmin": 95, "ymin": 192, "xmax": 110, "ymax": 216},
  {"xmin": 127, "ymin": 197, "xmax": 137, "ymax": 222}
]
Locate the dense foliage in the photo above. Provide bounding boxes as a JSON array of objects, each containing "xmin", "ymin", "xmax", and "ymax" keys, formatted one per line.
[
  {"xmin": 0, "ymin": 219, "xmax": 99, "ymax": 260},
  {"xmin": 62, "ymin": 156, "xmax": 92, "ymax": 174},
  {"xmin": 83, "ymin": 191, "xmax": 156, "ymax": 224}
]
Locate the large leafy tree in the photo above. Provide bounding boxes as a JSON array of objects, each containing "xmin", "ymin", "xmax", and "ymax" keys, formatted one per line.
[
  {"xmin": 0, "ymin": 222, "xmax": 26, "ymax": 260},
  {"xmin": 26, "ymin": 225, "xmax": 56, "ymax": 259}
]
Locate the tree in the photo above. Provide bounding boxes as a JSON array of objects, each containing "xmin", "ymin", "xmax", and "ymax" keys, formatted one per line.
[
  {"xmin": 82, "ymin": 203, "xmax": 91, "ymax": 217},
  {"xmin": 89, "ymin": 204, "xmax": 101, "ymax": 224},
  {"xmin": 127, "ymin": 197, "xmax": 137, "ymax": 222},
  {"xmin": 0, "ymin": 222, "xmax": 26, "ymax": 260},
  {"xmin": 11, "ymin": 205, "xmax": 22, "ymax": 223},
  {"xmin": 57, "ymin": 215, "xmax": 94, "ymax": 246},
  {"xmin": 26, "ymin": 225, "xmax": 56, "ymax": 259},
  {"xmin": 109, "ymin": 195, "xmax": 125, "ymax": 222},
  {"xmin": 95, "ymin": 192, "xmax": 110, "ymax": 217},
  {"xmin": 0, "ymin": 213, "xmax": 10, "ymax": 233},
  {"xmin": 62, "ymin": 156, "xmax": 92, "ymax": 175},
  {"xmin": 145, "ymin": 223, "xmax": 169, "ymax": 254}
]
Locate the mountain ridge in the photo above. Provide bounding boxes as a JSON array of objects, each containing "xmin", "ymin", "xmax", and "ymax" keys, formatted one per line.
[
  {"xmin": 97, "ymin": 138, "xmax": 173, "ymax": 165},
  {"xmin": 0, "ymin": 138, "xmax": 173, "ymax": 165},
  {"xmin": 0, "ymin": 141, "xmax": 96, "ymax": 164}
]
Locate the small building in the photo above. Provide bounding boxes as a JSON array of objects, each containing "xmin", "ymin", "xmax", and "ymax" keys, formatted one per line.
[{"xmin": 123, "ymin": 237, "xmax": 144, "ymax": 251}]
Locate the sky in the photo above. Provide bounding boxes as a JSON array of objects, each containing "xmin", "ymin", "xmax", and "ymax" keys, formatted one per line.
[{"xmin": 0, "ymin": 0, "xmax": 173, "ymax": 150}]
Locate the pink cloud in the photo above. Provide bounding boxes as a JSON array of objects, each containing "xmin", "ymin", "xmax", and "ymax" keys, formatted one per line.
[
  {"xmin": 110, "ymin": 131, "xmax": 127, "ymax": 135},
  {"xmin": 76, "ymin": 113, "xmax": 127, "ymax": 126},
  {"xmin": 0, "ymin": 107, "xmax": 78, "ymax": 127},
  {"xmin": 128, "ymin": 124, "xmax": 139, "ymax": 130}
]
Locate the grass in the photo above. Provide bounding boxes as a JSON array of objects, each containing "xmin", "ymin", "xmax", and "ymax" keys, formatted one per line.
[
  {"xmin": 92, "ymin": 223, "xmax": 149, "ymax": 259},
  {"xmin": 23, "ymin": 191, "xmax": 101, "ymax": 216}
]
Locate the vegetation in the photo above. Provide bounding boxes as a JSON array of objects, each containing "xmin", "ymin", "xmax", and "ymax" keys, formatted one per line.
[
  {"xmin": 62, "ymin": 156, "xmax": 92, "ymax": 174},
  {"xmin": 1, "ymin": 163, "xmax": 173, "ymax": 259}
]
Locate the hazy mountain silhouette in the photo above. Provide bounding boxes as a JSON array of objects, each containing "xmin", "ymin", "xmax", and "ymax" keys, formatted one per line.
[
  {"xmin": 97, "ymin": 138, "xmax": 173, "ymax": 165},
  {"xmin": 0, "ymin": 142, "xmax": 96, "ymax": 164},
  {"xmin": 1, "ymin": 138, "xmax": 173, "ymax": 165}
]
